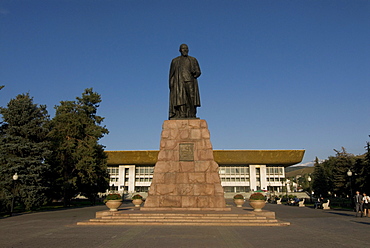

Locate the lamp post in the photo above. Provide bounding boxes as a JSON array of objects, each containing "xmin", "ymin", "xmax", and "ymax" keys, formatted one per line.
[
  {"xmin": 10, "ymin": 173, "xmax": 19, "ymax": 216},
  {"xmin": 347, "ymin": 169, "xmax": 353, "ymax": 197},
  {"xmin": 285, "ymin": 179, "xmax": 289, "ymax": 204},
  {"xmin": 308, "ymin": 175, "xmax": 312, "ymax": 203}
]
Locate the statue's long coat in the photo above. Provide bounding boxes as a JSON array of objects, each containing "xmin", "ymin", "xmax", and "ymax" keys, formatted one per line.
[{"xmin": 169, "ymin": 55, "xmax": 201, "ymax": 119}]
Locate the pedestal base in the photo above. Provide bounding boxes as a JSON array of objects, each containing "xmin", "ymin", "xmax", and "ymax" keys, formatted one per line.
[{"xmin": 143, "ymin": 119, "xmax": 227, "ymax": 210}]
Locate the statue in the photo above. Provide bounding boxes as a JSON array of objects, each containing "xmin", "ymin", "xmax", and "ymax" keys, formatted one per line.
[{"xmin": 169, "ymin": 44, "xmax": 201, "ymax": 120}]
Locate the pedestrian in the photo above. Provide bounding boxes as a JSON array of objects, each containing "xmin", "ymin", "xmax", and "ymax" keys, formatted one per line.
[
  {"xmin": 314, "ymin": 197, "xmax": 323, "ymax": 209},
  {"xmin": 353, "ymin": 191, "xmax": 363, "ymax": 217},
  {"xmin": 362, "ymin": 192, "xmax": 370, "ymax": 217}
]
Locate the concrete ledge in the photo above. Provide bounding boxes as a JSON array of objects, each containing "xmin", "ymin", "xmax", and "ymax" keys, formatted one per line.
[
  {"xmin": 96, "ymin": 210, "xmax": 115, "ymax": 218},
  {"xmin": 251, "ymin": 210, "xmax": 275, "ymax": 218}
]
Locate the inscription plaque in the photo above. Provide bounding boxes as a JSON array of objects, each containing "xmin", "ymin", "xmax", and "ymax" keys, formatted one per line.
[{"xmin": 179, "ymin": 143, "xmax": 194, "ymax": 161}]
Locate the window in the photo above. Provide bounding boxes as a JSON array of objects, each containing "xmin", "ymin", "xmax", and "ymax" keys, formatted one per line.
[
  {"xmin": 107, "ymin": 167, "xmax": 119, "ymax": 176},
  {"xmin": 219, "ymin": 165, "xmax": 250, "ymax": 182},
  {"xmin": 135, "ymin": 166, "xmax": 154, "ymax": 182}
]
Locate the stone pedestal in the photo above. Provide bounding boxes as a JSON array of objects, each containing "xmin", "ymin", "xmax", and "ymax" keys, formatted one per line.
[{"xmin": 142, "ymin": 119, "xmax": 230, "ymax": 211}]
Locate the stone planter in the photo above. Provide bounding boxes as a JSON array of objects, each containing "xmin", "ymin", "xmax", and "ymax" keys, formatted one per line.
[
  {"xmin": 132, "ymin": 199, "xmax": 143, "ymax": 207},
  {"xmin": 233, "ymin": 199, "xmax": 245, "ymax": 207},
  {"xmin": 249, "ymin": 200, "xmax": 266, "ymax": 212},
  {"xmin": 105, "ymin": 200, "xmax": 122, "ymax": 211}
]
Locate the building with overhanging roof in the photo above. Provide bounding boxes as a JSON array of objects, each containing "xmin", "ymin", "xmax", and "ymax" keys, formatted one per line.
[{"xmin": 106, "ymin": 149, "xmax": 305, "ymax": 194}]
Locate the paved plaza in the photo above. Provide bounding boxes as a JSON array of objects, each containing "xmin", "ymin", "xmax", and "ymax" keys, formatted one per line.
[{"xmin": 1, "ymin": 200, "xmax": 369, "ymax": 248}]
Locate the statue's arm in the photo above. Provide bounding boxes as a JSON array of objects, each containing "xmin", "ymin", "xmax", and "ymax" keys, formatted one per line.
[
  {"xmin": 192, "ymin": 58, "xmax": 201, "ymax": 78},
  {"xmin": 169, "ymin": 60, "xmax": 175, "ymax": 89}
]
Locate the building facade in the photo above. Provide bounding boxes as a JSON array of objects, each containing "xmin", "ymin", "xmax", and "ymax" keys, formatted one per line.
[{"xmin": 106, "ymin": 150, "xmax": 305, "ymax": 194}]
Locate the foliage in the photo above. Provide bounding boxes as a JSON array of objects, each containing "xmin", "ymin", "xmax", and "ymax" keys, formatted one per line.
[
  {"xmin": 353, "ymin": 141, "xmax": 370, "ymax": 194},
  {"xmin": 47, "ymin": 88, "xmax": 109, "ymax": 206},
  {"xmin": 312, "ymin": 157, "xmax": 331, "ymax": 197},
  {"xmin": 311, "ymin": 145, "xmax": 370, "ymax": 198},
  {"xmin": 0, "ymin": 93, "xmax": 51, "ymax": 211},
  {"xmin": 297, "ymin": 174, "xmax": 311, "ymax": 192},
  {"xmin": 233, "ymin": 194, "xmax": 244, "ymax": 199},
  {"xmin": 249, "ymin": 193, "xmax": 265, "ymax": 200},
  {"xmin": 280, "ymin": 194, "xmax": 297, "ymax": 202},
  {"xmin": 104, "ymin": 193, "xmax": 122, "ymax": 203},
  {"xmin": 332, "ymin": 148, "xmax": 356, "ymax": 196},
  {"xmin": 132, "ymin": 194, "xmax": 143, "ymax": 200}
]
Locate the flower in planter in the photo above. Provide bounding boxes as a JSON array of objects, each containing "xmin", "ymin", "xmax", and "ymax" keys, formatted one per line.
[
  {"xmin": 132, "ymin": 194, "xmax": 143, "ymax": 200},
  {"xmin": 104, "ymin": 193, "xmax": 122, "ymax": 203},
  {"xmin": 233, "ymin": 194, "xmax": 244, "ymax": 199},
  {"xmin": 249, "ymin": 193, "xmax": 265, "ymax": 200}
]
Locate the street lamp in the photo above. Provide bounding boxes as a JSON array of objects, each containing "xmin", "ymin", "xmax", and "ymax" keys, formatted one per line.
[
  {"xmin": 307, "ymin": 176, "xmax": 312, "ymax": 203},
  {"xmin": 10, "ymin": 173, "xmax": 18, "ymax": 216},
  {"xmin": 285, "ymin": 179, "xmax": 290, "ymax": 204},
  {"xmin": 347, "ymin": 169, "xmax": 353, "ymax": 197}
]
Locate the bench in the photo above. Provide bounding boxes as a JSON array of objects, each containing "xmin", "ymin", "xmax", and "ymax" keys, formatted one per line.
[
  {"xmin": 298, "ymin": 198, "xmax": 305, "ymax": 207},
  {"xmin": 322, "ymin": 200, "xmax": 330, "ymax": 210}
]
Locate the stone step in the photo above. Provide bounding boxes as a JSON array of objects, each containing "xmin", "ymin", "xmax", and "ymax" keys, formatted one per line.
[
  {"xmin": 108, "ymin": 213, "xmax": 256, "ymax": 217},
  {"xmin": 102, "ymin": 214, "xmax": 260, "ymax": 219},
  {"xmin": 77, "ymin": 221, "xmax": 289, "ymax": 226},
  {"xmin": 78, "ymin": 208, "xmax": 290, "ymax": 226},
  {"xmin": 92, "ymin": 218, "xmax": 278, "ymax": 223},
  {"xmin": 102, "ymin": 216, "xmax": 268, "ymax": 220}
]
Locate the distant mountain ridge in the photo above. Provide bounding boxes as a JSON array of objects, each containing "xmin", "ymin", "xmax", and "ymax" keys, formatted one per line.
[
  {"xmin": 285, "ymin": 166, "xmax": 314, "ymax": 178},
  {"xmin": 285, "ymin": 166, "xmax": 311, "ymax": 173}
]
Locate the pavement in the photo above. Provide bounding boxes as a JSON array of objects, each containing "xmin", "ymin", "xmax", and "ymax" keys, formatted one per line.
[{"xmin": 0, "ymin": 200, "xmax": 369, "ymax": 248}]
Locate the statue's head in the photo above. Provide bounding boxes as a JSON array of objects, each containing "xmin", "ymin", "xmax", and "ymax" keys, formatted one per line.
[{"xmin": 179, "ymin": 44, "xmax": 189, "ymax": 57}]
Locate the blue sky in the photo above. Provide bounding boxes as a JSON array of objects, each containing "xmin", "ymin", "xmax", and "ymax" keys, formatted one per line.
[{"xmin": 1, "ymin": 0, "xmax": 369, "ymax": 165}]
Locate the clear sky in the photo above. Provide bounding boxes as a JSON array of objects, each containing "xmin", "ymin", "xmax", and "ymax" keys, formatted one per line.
[{"xmin": 1, "ymin": 0, "xmax": 369, "ymax": 166}]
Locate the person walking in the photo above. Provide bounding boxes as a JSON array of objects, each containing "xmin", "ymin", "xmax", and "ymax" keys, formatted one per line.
[
  {"xmin": 362, "ymin": 192, "xmax": 369, "ymax": 217},
  {"xmin": 353, "ymin": 191, "xmax": 363, "ymax": 217}
]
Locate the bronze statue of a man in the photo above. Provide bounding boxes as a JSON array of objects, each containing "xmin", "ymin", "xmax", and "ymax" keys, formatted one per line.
[{"xmin": 169, "ymin": 44, "xmax": 201, "ymax": 120}]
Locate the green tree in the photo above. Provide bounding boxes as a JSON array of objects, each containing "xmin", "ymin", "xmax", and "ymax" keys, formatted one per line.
[
  {"xmin": 297, "ymin": 174, "xmax": 311, "ymax": 192},
  {"xmin": 0, "ymin": 93, "xmax": 51, "ymax": 211},
  {"xmin": 332, "ymin": 148, "xmax": 356, "ymax": 196},
  {"xmin": 363, "ymin": 141, "xmax": 370, "ymax": 193},
  {"xmin": 47, "ymin": 88, "xmax": 109, "ymax": 206},
  {"xmin": 312, "ymin": 157, "xmax": 330, "ymax": 197},
  {"xmin": 353, "ymin": 141, "xmax": 370, "ymax": 194}
]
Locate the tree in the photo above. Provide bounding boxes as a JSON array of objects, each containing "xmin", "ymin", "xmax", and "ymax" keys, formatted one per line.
[
  {"xmin": 47, "ymin": 88, "xmax": 109, "ymax": 206},
  {"xmin": 331, "ymin": 148, "xmax": 356, "ymax": 196},
  {"xmin": 353, "ymin": 141, "xmax": 370, "ymax": 194},
  {"xmin": 297, "ymin": 174, "xmax": 311, "ymax": 192},
  {"xmin": 312, "ymin": 157, "xmax": 330, "ymax": 197},
  {"xmin": 0, "ymin": 93, "xmax": 51, "ymax": 211}
]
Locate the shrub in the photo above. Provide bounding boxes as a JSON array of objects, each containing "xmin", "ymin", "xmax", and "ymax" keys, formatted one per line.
[
  {"xmin": 104, "ymin": 193, "xmax": 122, "ymax": 203},
  {"xmin": 249, "ymin": 193, "xmax": 265, "ymax": 200},
  {"xmin": 233, "ymin": 194, "xmax": 244, "ymax": 199},
  {"xmin": 132, "ymin": 194, "xmax": 143, "ymax": 200}
]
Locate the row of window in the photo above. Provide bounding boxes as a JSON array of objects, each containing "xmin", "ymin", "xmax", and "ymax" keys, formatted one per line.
[
  {"xmin": 221, "ymin": 177, "xmax": 249, "ymax": 182},
  {"xmin": 107, "ymin": 167, "xmax": 119, "ymax": 176},
  {"xmin": 223, "ymin": 186, "xmax": 250, "ymax": 193},
  {"xmin": 108, "ymin": 166, "xmax": 285, "ymax": 182},
  {"xmin": 266, "ymin": 177, "xmax": 285, "ymax": 182},
  {"xmin": 136, "ymin": 177, "xmax": 153, "ymax": 182},
  {"xmin": 266, "ymin": 167, "xmax": 284, "ymax": 175},
  {"xmin": 135, "ymin": 166, "xmax": 154, "ymax": 175},
  {"xmin": 219, "ymin": 166, "xmax": 250, "ymax": 175}
]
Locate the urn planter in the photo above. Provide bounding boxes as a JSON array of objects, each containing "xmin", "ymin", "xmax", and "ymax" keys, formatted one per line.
[
  {"xmin": 233, "ymin": 199, "xmax": 245, "ymax": 207},
  {"xmin": 249, "ymin": 200, "xmax": 266, "ymax": 212},
  {"xmin": 132, "ymin": 199, "xmax": 143, "ymax": 207},
  {"xmin": 105, "ymin": 200, "xmax": 122, "ymax": 211}
]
